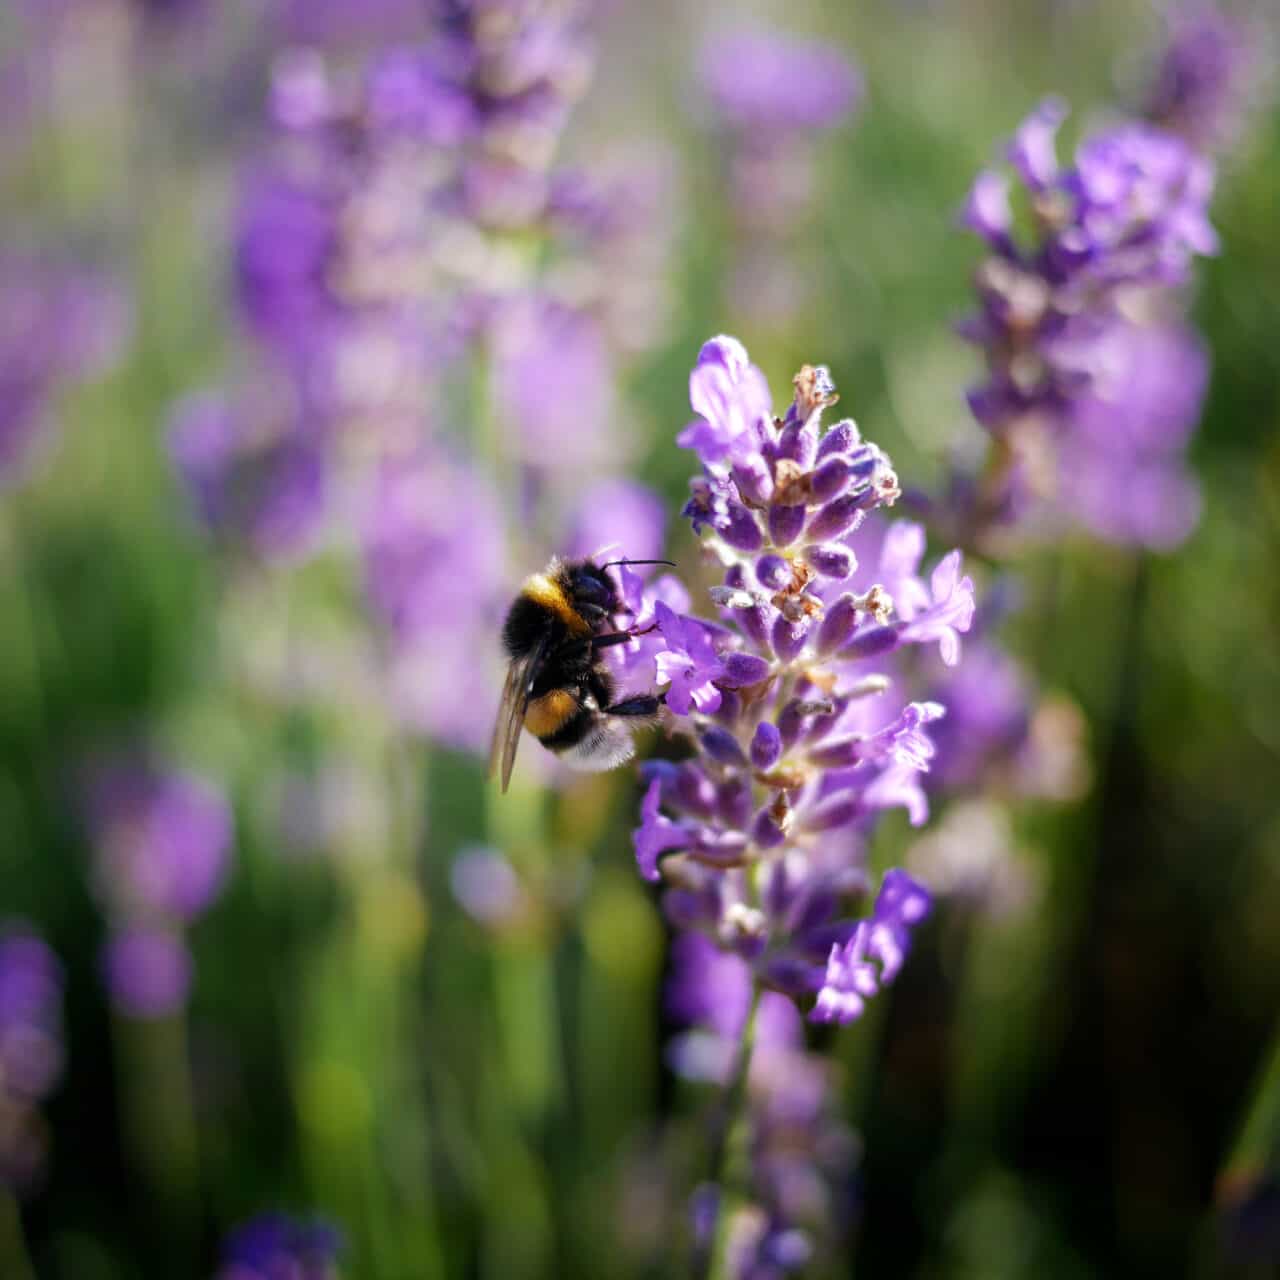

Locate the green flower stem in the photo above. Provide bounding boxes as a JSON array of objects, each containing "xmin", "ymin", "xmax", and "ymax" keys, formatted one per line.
[
  {"xmin": 0, "ymin": 1191, "xmax": 36, "ymax": 1280},
  {"xmin": 112, "ymin": 1008, "xmax": 201, "ymax": 1266},
  {"xmin": 697, "ymin": 982, "xmax": 763, "ymax": 1280}
]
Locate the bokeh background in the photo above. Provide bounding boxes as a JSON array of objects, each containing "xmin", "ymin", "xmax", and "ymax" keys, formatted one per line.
[{"xmin": 1, "ymin": 0, "xmax": 1278, "ymax": 1276}]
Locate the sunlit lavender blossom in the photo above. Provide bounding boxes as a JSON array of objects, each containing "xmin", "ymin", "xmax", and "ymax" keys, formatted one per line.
[
  {"xmin": 0, "ymin": 924, "xmax": 64, "ymax": 1192},
  {"xmin": 962, "ymin": 99, "xmax": 1216, "ymax": 435},
  {"xmin": 0, "ymin": 257, "xmax": 129, "ymax": 489},
  {"xmin": 216, "ymin": 1212, "xmax": 344, "ymax": 1280},
  {"xmin": 633, "ymin": 337, "xmax": 965, "ymax": 1022},
  {"xmin": 666, "ymin": 934, "xmax": 858, "ymax": 1277},
  {"xmin": 1141, "ymin": 4, "xmax": 1259, "ymax": 153}
]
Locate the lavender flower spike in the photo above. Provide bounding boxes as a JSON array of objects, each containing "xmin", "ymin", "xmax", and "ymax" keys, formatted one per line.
[{"xmin": 635, "ymin": 339, "xmax": 963, "ymax": 1023}]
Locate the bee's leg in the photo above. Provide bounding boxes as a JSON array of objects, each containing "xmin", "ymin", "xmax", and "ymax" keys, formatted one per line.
[
  {"xmin": 591, "ymin": 622, "xmax": 658, "ymax": 652},
  {"xmin": 603, "ymin": 693, "xmax": 666, "ymax": 718},
  {"xmin": 591, "ymin": 631, "xmax": 640, "ymax": 651}
]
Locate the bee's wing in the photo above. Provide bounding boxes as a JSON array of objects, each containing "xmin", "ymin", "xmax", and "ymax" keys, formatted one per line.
[{"xmin": 487, "ymin": 630, "xmax": 549, "ymax": 793}]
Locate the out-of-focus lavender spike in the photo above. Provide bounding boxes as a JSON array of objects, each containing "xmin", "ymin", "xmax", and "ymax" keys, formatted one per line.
[
  {"xmin": 0, "ymin": 923, "xmax": 65, "ymax": 1192},
  {"xmin": 1140, "ymin": 3, "xmax": 1262, "ymax": 154},
  {"xmin": 0, "ymin": 257, "xmax": 130, "ymax": 490}
]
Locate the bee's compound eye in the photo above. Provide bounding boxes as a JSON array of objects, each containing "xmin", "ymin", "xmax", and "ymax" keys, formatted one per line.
[
  {"xmin": 574, "ymin": 573, "xmax": 612, "ymax": 607},
  {"xmin": 583, "ymin": 695, "xmax": 598, "ymax": 710}
]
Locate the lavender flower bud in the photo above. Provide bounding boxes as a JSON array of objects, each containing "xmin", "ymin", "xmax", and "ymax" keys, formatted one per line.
[
  {"xmin": 767, "ymin": 503, "xmax": 806, "ymax": 548},
  {"xmin": 751, "ymin": 807, "xmax": 789, "ymax": 849},
  {"xmin": 750, "ymin": 721, "xmax": 783, "ymax": 771},
  {"xmin": 770, "ymin": 616, "xmax": 808, "ymax": 664},
  {"xmin": 842, "ymin": 625, "xmax": 901, "ymax": 660},
  {"xmin": 805, "ymin": 492, "xmax": 862, "ymax": 542},
  {"xmin": 806, "ymin": 736, "xmax": 864, "ymax": 769},
  {"xmin": 722, "ymin": 652, "xmax": 771, "ymax": 686},
  {"xmin": 815, "ymin": 593, "xmax": 860, "ymax": 655},
  {"xmin": 804, "ymin": 542, "xmax": 855, "ymax": 580},
  {"xmin": 721, "ymin": 502, "xmax": 765, "ymax": 552},
  {"xmin": 775, "ymin": 418, "xmax": 817, "ymax": 467},
  {"xmin": 701, "ymin": 726, "xmax": 748, "ymax": 767},
  {"xmin": 755, "ymin": 555, "xmax": 791, "ymax": 591},
  {"xmin": 810, "ymin": 454, "xmax": 854, "ymax": 502},
  {"xmin": 816, "ymin": 418, "xmax": 860, "ymax": 460},
  {"xmin": 800, "ymin": 794, "xmax": 861, "ymax": 832}
]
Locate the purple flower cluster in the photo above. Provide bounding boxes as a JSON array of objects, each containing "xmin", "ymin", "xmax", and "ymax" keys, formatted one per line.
[
  {"xmin": 957, "ymin": 99, "xmax": 1218, "ymax": 548},
  {"xmin": 666, "ymin": 935, "xmax": 858, "ymax": 1277},
  {"xmin": 0, "ymin": 924, "xmax": 64, "ymax": 1192},
  {"xmin": 83, "ymin": 757, "xmax": 233, "ymax": 1019},
  {"xmin": 0, "ymin": 256, "xmax": 129, "ymax": 490},
  {"xmin": 633, "ymin": 337, "xmax": 968, "ymax": 1022},
  {"xmin": 216, "ymin": 1212, "xmax": 343, "ymax": 1280}
]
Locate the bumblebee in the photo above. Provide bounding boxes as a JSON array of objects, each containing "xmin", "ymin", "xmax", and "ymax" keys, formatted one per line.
[{"xmin": 489, "ymin": 556, "xmax": 669, "ymax": 792}]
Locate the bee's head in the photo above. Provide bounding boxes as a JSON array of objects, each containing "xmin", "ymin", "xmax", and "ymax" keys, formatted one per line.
[{"xmin": 566, "ymin": 559, "xmax": 623, "ymax": 620}]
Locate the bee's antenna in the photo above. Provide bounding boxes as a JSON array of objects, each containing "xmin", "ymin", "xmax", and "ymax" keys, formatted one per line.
[{"xmin": 600, "ymin": 558, "xmax": 676, "ymax": 571}]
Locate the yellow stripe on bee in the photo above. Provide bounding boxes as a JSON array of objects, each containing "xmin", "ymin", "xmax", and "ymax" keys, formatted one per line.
[
  {"xmin": 523, "ymin": 572, "xmax": 591, "ymax": 635},
  {"xmin": 525, "ymin": 689, "xmax": 578, "ymax": 738}
]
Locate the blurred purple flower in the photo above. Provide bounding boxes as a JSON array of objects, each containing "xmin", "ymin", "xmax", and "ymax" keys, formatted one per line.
[
  {"xmin": 1142, "ymin": 4, "xmax": 1259, "ymax": 152},
  {"xmin": 0, "ymin": 257, "xmax": 130, "ymax": 488},
  {"xmin": 564, "ymin": 478, "xmax": 666, "ymax": 565},
  {"xmin": 490, "ymin": 297, "xmax": 618, "ymax": 466},
  {"xmin": 361, "ymin": 449, "xmax": 508, "ymax": 751},
  {"xmin": 700, "ymin": 27, "xmax": 862, "ymax": 244},
  {"xmin": 450, "ymin": 846, "xmax": 523, "ymax": 928},
  {"xmin": 168, "ymin": 392, "xmax": 328, "ymax": 562},
  {"xmin": 0, "ymin": 923, "xmax": 64, "ymax": 1191},
  {"xmin": 217, "ymin": 1211, "xmax": 344, "ymax": 1280},
  {"xmin": 700, "ymin": 30, "xmax": 862, "ymax": 133},
  {"xmin": 101, "ymin": 928, "xmax": 193, "ymax": 1020},
  {"xmin": 84, "ymin": 758, "xmax": 233, "ymax": 924},
  {"xmin": 1059, "ymin": 320, "xmax": 1207, "ymax": 548}
]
